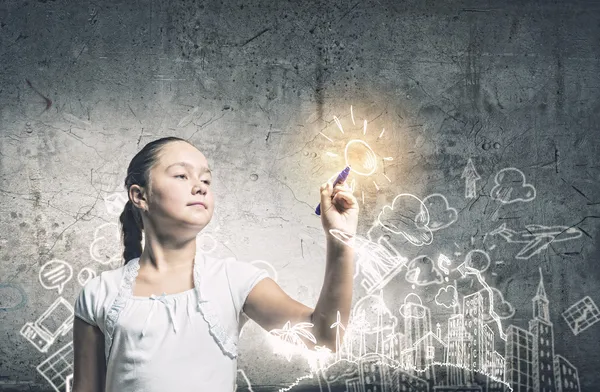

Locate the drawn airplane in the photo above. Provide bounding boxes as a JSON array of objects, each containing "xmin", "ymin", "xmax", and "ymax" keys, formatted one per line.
[{"xmin": 489, "ymin": 223, "xmax": 582, "ymax": 259}]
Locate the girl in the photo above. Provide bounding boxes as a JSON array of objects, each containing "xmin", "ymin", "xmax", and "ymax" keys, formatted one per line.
[{"xmin": 72, "ymin": 136, "xmax": 359, "ymax": 391}]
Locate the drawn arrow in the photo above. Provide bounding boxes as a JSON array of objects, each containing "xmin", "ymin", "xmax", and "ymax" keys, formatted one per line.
[{"xmin": 461, "ymin": 158, "xmax": 481, "ymax": 199}]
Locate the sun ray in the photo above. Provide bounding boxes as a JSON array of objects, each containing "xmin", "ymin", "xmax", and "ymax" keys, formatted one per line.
[
  {"xmin": 333, "ymin": 116, "xmax": 344, "ymax": 134},
  {"xmin": 319, "ymin": 132, "xmax": 333, "ymax": 143},
  {"xmin": 363, "ymin": 119, "xmax": 367, "ymax": 135},
  {"xmin": 379, "ymin": 128, "xmax": 385, "ymax": 138},
  {"xmin": 350, "ymin": 105, "xmax": 356, "ymax": 125}
]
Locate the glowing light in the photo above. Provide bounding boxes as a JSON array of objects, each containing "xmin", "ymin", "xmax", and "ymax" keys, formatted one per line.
[
  {"xmin": 350, "ymin": 105, "xmax": 356, "ymax": 125},
  {"xmin": 344, "ymin": 139, "xmax": 377, "ymax": 176},
  {"xmin": 326, "ymin": 152, "xmax": 338, "ymax": 157},
  {"xmin": 363, "ymin": 119, "xmax": 367, "ymax": 135},
  {"xmin": 379, "ymin": 128, "xmax": 385, "ymax": 138},
  {"xmin": 333, "ymin": 116, "xmax": 344, "ymax": 134},
  {"xmin": 319, "ymin": 132, "xmax": 333, "ymax": 143},
  {"xmin": 383, "ymin": 173, "xmax": 391, "ymax": 183}
]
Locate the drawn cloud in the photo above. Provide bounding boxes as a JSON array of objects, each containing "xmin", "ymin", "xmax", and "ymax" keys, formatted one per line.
[
  {"xmin": 405, "ymin": 256, "xmax": 444, "ymax": 286},
  {"xmin": 422, "ymin": 193, "xmax": 458, "ymax": 231},
  {"xmin": 89, "ymin": 222, "xmax": 121, "ymax": 265},
  {"xmin": 435, "ymin": 285, "xmax": 458, "ymax": 309},
  {"xmin": 477, "ymin": 287, "xmax": 515, "ymax": 320},
  {"xmin": 490, "ymin": 168, "xmax": 536, "ymax": 204},
  {"xmin": 377, "ymin": 194, "xmax": 433, "ymax": 246},
  {"xmin": 399, "ymin": 293, "xmax": 428, "ymax": 319}
]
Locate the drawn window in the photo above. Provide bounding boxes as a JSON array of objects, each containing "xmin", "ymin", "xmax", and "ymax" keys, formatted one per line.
[{"xmin": 427, "ymin": 346, "xmax": 435, "ymax": 359}]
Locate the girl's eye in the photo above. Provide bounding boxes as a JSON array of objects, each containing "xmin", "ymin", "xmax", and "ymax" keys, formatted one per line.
[
  {"xmin": 175, "ymin": 174, "xmax": 187, "ymax": 179},
  {"xmin": 203, "ymin": 180, "xmax": 211, "ymax": 185}
]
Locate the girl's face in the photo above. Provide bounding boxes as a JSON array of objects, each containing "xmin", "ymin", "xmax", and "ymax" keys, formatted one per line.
[{"xmin": 145, "ymin": 141, "xmax": 214, "ymax": 232}]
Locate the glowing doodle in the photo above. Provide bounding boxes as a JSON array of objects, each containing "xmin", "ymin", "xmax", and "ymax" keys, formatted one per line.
[
  {"xmin": 475, "ymin": 287, "xmax": 515, "ymax": 321},
  {"xmin": 235, "ymin": 369, "xmax": 254, "ymax": 392},
  {"xmin": 377, "ymin": 193, "xmax": 433, "ymax": 246},
  {"xmin": 36, "ymin": 341, "xmax": 73, "ymax": 392},
  {"xmin": 423, "ymin": 194, "xmax": 458, "ymax": 231},
  {"xmin": 562, "ymin": 296, "xmax": 600, "ymax": 336},
  {"xmin": 39, "ymin": 259, "xmax": 73, "ymax": 294},
  {"xmin": 435, "ymin": 285, "xmax": 459, "ymax": 309},
  {"xmin": 20, "ymin": 297, "xmax": 74, "ymax": 353},
  {"xmin": 405, "ymin": 255, "xmax": 444, "ymax": 286},
  {"xmin": 437, "ymin": 254, "xmax": 452, "ymax": 278},
  {"xmin": 65, "ymin": 373, "xmax": 73, "ymax": 392},
  {"xmin": 490, "ymin": 167, "xmax": 536, "ymax": 204},
  {"xmin": 103, "ymin": 192, "xmax": 128, "ymax": 216},
  {"xmin": 344, "ymin": 139, "xmax": 377, "ymax": 177},
  {"xmin": 89, "ymin": 222, "xmax": 121, "ymax": 265},
  {"xmin": 269, "ymin": 321, "xmax": 317, "ymax": 361},
  {"xmin": 77, "ymin": 267, "xmax": 96, "ymax": 286},
  {"xmin": 329, "ymin": 228, "xmax": 407, "ymax": 294},
  {"xmin": 330, "ymin": 311, "xmax": 346, "ymax": 360},
  {"xmin": 490, "ymin": 222, "xmax": 582, "ymax": 260},
  {"xmin": 195, "ymin": 232, "xmax": 218, "ymax": 254},
  {"xmin": 461, "ymin": 158, "xmax": 480, "ymax": 199}
]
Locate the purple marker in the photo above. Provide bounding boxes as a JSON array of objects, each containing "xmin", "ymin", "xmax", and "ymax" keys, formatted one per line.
[{"xmin": 315, "ymin": 166, "xmax": 351, "ymax": 216}]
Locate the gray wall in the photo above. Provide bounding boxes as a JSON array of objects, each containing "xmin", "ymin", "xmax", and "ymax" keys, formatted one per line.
[{"xmin": 1, "ymin": 0, "xmax": 599, "ymax": 390}]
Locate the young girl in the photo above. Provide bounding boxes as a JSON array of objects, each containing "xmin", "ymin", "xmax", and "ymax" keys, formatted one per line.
[{"xmin": 72, "ymin": 136, "xmax": 359, "ymax": 391}]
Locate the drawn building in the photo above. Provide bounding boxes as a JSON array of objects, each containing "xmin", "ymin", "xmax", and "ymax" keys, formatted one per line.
[
  {"xmin": 528, "ymin": 271, "xmax": 556, "ymax": 392},
  {"xmin": 463, "ymin": 292, "xmax": 496, "ymax": 382},
  {"xmin": 487, "ymin": 351, "xmax": 507, "ymax": 392},
  {"xmin": 553, "ymin": 355, "xmax": 580, "ymax": 392},
  {"xmin": 404, "ymin": 301, "xmax": 431, "ymax": 351},
  {"xmin": 391, "ymin": 367, "xmax": 429, "ymax": 392},
  {"xmin": 446, "ymin": 313, "xmax": 469, "ymax": 385},
  {"xmin": 358, "ymin": 353, "xmax": 391, "ymax": 392},
  {"xmin": 505, "ymin": 325, "xmax": 534, "ymax": 392},
  {"xmin": 346, "ymin": 377, "xmax": 362, "ymax": 392},
  {"xmin": 383, "ymin": 332, "xmax": 408, "ymax": 364}
]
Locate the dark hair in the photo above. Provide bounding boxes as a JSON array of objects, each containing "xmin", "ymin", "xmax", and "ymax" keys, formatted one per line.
[{"xmin": 119, "ymin": 136, "xmax": 193, "ymax": 265}]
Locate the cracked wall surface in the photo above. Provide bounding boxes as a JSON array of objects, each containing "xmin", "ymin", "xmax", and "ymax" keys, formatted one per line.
[{"xmin": 1, "ymin": 0, "xmax": 600, "ymax": 390}]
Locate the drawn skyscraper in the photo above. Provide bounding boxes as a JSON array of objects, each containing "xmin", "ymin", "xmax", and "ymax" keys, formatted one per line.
[
  {"xmin": 505, "ymin": 325, "xmax": 534, "ymax": 392},
  {"xmin": 446, "ymin": 313, "xmax": 469, "ymax": 385},
  {"xmin": 528, "ymin": 269, "xmax": 556, "ymax": 392}
]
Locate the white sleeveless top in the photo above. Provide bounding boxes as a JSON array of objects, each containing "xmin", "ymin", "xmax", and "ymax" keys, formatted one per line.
[{"xmin": 73, "ymin": 252, "xmax": 269, "ymax": 392}]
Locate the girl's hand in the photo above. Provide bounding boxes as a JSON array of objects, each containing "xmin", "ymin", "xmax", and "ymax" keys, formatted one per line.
[{"xmin": 319, "ymin": 179, "xmax": 359, "ymax": 238}]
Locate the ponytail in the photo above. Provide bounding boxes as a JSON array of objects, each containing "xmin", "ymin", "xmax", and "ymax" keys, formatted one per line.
[{"xmin": 120, "ymin": 200, "xmax": 143, "ymax": 264}]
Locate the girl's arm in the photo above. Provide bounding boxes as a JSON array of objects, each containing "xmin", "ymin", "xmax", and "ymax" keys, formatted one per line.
[
  {"xmin": 73, "ymin": 317, "xmax": 106, "ymax": 392},
  {"xmin": 244, "ymin": 235, "xmax": 354, "ymax": 352},
  {"xmin": 244, "ymin": 179, "xmax": 358, "ymax": 352}
]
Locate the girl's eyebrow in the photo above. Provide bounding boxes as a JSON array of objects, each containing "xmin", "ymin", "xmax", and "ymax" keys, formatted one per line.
[{"xmin": 166, "ymin": 162, "xmax": 212, "ymax": 174}]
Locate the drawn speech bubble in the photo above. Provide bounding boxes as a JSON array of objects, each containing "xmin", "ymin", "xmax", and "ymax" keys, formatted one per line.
[{"xmin": 39, "ymin": 259, "xmax": 73, "ymax": 294}]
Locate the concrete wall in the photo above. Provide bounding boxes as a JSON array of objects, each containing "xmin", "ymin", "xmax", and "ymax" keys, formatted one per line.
[{"xmin": 1, "ymin": 0, "xmax": 599, "ymax": 390}]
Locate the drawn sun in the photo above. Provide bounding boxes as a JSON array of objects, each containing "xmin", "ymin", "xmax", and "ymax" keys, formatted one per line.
[{"xmin": 319, "ymin": 105, "xmax": 395, "ymax": 205}]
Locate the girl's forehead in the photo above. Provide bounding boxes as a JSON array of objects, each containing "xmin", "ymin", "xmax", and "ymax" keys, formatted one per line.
[{"xmin": 159, "ymin": 142, "xmax": 209, "ymax": 168}]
